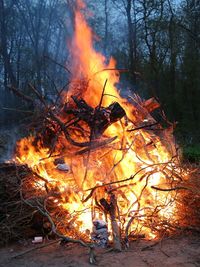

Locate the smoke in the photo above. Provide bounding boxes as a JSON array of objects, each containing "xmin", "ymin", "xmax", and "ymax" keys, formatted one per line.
[{"xmin": 0, "ymin": 126, "xmax": 21, "ymax": 163}]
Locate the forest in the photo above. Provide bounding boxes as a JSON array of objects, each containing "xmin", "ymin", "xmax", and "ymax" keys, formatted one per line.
[{"xmin": 0, "ymin": 0, "xmax": 200, "ymax": 154}]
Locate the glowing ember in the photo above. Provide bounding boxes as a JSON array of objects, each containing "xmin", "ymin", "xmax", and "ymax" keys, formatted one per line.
[{"xmin": 15, "ymin": 0, "xmax": 185, "ymax": 242}]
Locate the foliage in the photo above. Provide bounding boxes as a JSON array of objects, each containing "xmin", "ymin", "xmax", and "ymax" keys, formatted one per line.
[{"xmin": 182, "ymin": 144, "xmax": 200, "ymax": 162}]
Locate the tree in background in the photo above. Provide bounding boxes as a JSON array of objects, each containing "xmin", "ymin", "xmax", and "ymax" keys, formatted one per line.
[{"xmin": 0, "ymin": 0, "xmax": 199, "ymax": 144}]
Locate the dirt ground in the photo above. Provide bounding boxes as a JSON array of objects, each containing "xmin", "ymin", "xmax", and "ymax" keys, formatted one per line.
[{"xmin": 0, "ymin": 234, "xmax": 200, "ymax": 267}]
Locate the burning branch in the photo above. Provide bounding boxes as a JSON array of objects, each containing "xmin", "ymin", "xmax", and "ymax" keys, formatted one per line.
[{"xmin": 19, "ymin": 175, "xmax": 97, "ymax": 264}]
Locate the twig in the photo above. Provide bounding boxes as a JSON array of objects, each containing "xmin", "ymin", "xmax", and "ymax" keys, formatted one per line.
[
  {"xmin": 86, "ymin": 161, "xmax": 173, "ymax": 192},
  {"xmin": 28, "ymin": 83, "xmax": 46, "ymax": 105},
  {"xmin": 93, "ymin": 68, "xmax": 128, "ymax": 76},
  {"xmin": 11, "ymin": 239, "xmax": 62, "ymax": 259},
  {"xmin": 44, "ymin": 55, "xmax": 71, "ymax": 74},
  {"xmin": 1, "ymin": 107, "xmax": 33, "ymax": 113},
  {"xmin": 54, "ymin": 81, "xmax": 70, "ymax": 105},
  {"xmin": 97, "ymin": 79, "xmax": 108, "ymax": 111},
  {"xmin": 20, "ymin": 187, "xmax": 96, "ymax": 264},
  {"xmin": 151, "ymin": 186, "xmax": 190, "ymax": 192},
  {"xmin": 141, "ymin": 240, "xmax": 160, "ymax": 251},
  {"xmin": 7, "ymin": 85, "xmax": 34, "ymax": 103},
  {"xmin": 75, "ymin": 136, "xmax": 117, "ymax": 155},
  {"xmin": 127, "ymin": 122, "xmax": 159, "ymax": 132}
]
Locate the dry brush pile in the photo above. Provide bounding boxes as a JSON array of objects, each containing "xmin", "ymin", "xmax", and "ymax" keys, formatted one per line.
[{"xmin": 0, "ymin": 82, "xmax": 200, "ymax": 252}]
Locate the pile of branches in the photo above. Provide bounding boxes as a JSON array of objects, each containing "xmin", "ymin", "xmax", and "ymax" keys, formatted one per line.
[
  {"xmin": 175, "ymin": 167, "xmax": 200, "ymax": 233},
  {"xmin": 0, "ymin": 162, "xmax": 96, "ymax": 262},
  {"xmin": 1, "ymin": 162, "xmax": 200, "ymax": 248},
  {"xmin": 0, "ymin": 163, "xmax": 36, "ymax": 244},
  {"xmin": 1, "ymin": 81, "xmax": 200, "ymax": 260}
]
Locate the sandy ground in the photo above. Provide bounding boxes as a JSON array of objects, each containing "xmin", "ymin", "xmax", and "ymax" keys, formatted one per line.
[{"xmin": 0, "ymin": 234, "xmax": 200, "ymax": 267}]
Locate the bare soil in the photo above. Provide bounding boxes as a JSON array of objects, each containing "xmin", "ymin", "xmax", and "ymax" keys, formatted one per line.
[{"xmin": 0, "ymin": 234, "xmax": 200, "ymax": 267}]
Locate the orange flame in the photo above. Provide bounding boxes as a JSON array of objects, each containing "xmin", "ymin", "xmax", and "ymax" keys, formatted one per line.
[
  {"xmin": 15, "ymin": 0, "xmax": 185, "ymax": 240},
  {"xmin": 65, "ymin": 0, "xmax": 121, "ymax": 109}
]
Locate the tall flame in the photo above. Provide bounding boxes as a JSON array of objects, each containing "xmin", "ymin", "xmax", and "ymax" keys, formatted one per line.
[
  {"xmin": 15, "ymin": 0, "xmax": 184, "ymax": 241},
  {"xmin": 65, "ymin": 0, "xmax": 121, "ymax": 108}
]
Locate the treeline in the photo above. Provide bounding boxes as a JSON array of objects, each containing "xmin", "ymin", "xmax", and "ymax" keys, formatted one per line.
[
  {"xmin": 0, "ymin": 0, "xmax": 200, "ymax": 144},
  {"xmin": 0, "ymin": 0, "xmax": 69, "ymax": 126}
]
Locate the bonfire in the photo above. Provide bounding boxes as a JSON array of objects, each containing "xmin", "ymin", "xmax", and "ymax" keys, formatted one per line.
[{"xmin": 1, "ymin": 0, "xmax": 200, "ymax": 263}]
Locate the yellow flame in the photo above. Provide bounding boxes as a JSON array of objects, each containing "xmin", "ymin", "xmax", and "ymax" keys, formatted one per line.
[{"xmin": 15, "ymin": 0, "xmax": 184, "ymax": 240}]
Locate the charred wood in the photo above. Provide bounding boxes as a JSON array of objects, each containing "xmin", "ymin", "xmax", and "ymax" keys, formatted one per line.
[{"xmin": 64, "ymin": 96, "xmax": 126, "ymax": 138}]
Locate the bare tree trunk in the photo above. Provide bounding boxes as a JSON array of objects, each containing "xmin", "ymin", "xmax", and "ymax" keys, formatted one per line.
[
  {"xmin": 126, "ymin": 0, "xmax": 136, "ymax": 83},
  {"xmin": 104, "ymin": 0, "xmax": 108, "ymax": 53},
  {"xmin": 0, "ymin": 0, "xmax": 17, "ymax": 88}
]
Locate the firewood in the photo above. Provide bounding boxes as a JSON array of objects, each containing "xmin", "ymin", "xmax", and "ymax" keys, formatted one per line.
[
  {"xmin": 142, "ymin": 97, "xmax": 160, "ymax": 113},
  {"xmin": 64, "ymin": 96, "xmax": 126, "ymax": 138},
  {"xmin": 91, "ymin": 102, "xmax": 126, "ymax": 138}
]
